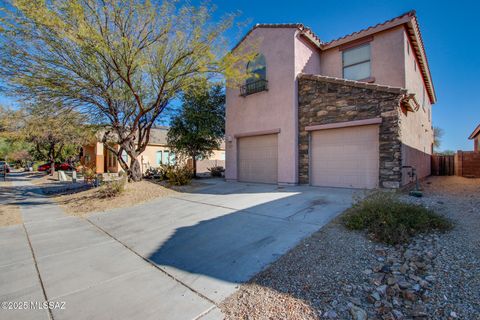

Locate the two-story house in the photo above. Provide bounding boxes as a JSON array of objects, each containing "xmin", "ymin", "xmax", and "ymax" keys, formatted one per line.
[{"xmin": 225, "ymin": 11, "xmax": 436, "ymax": 189}]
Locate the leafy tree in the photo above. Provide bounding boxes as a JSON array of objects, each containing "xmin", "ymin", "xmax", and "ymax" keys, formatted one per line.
[
  {"xmin": 23, "ymin": 106, "xmax": 94, "ymax": 175},
  {"xmin": 0, "ymin": 106, "xmax": 33, "ymax": 165},
  {"xmin": 0, "ymin": 0, "xmax": 252, "ymax": 181},
  {"xmin": 433, "ymin": 126, "xmax": 444, "ymax": 151},
  {"xmin": 167, "ymin": 82, "xmax": 225, "ymax": 177}
]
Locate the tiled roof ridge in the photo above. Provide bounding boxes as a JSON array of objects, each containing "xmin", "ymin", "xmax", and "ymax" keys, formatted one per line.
[{"xmin": 322, "ymin": 10, "xmax": 415, "ymax": 46}]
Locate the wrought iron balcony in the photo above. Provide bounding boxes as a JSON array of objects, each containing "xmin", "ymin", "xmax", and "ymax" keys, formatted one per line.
[{"xmin": 240, "ymin": 79, "xmax": 268, "ymax": 97}]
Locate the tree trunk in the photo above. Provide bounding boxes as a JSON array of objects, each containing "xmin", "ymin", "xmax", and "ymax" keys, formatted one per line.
[
  {"xmin": 129, "ymin": 157, "xmax": 142, "ymax": 182},
  {"xmin": 192, "ymin": 156, "xmax": 197, "ymax": 178},
  {"xmin": 50, "ymin": 158, "xmax": 55, "ymax": 176}
]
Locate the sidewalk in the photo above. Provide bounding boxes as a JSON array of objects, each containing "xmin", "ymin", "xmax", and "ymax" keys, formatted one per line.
[{"xmin": 0, "ymin": 174, "xmax": 217, "ymax": 320}]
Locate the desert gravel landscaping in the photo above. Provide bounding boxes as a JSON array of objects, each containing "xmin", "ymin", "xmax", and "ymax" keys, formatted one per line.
[{"xmin": 221, "ymin": 176, "xmax": 480, "ymax": 320}]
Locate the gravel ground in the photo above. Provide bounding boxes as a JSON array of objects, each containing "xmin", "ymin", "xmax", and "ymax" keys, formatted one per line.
[
  {"xmin": 0, "ymin": 180, "xmax": 22, "ymax": 226},
  {"xmin": 221, "ymin": 176, "xmax": 480, "ymax": 320}
]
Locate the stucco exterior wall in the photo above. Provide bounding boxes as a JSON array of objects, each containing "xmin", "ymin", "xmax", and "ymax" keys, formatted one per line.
[
  {"xmin": 84, "ymin": 142, "xmax": 224, "ymax": 175},
  {"xmin": 319, "ymin": 26, "xmax": 406, "ymax": 88},
  {"xmin": 225, "ymin": 27, "xmax": 299, "ymax": 184},
  {"xmin": 138, "ymin": 145, "xmax": 225, "ymax": 173},
  {"xmin": 399, "ymin": 29, "xmax": 433, "ymax": 185}
]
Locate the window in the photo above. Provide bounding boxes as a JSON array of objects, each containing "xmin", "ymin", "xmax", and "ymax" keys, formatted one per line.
[
  {"xmin": 156, "ymin": 151, "xmax": 162, "ymax": 166},
  {"xmin": 343, "ymin": 44, "xmax": 371, "ymax": 81},
  {"xmin": 162, "ymin": 150, "xmax": 169, "ymax": 165},
  {"xmin": 241, "ymin": 54, "xmax": 268, "ymax": 96},
  {"xmin": 169, "ymin": 152, "xmax": 176, "ymax": 165}
]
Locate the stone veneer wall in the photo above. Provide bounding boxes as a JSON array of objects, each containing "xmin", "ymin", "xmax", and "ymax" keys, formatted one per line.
[{"xmin": 298, "ymin": 74, "xmax": 407, "ymax": 188}]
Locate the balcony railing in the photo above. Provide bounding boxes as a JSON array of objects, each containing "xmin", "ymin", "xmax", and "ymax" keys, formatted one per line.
[{"xmin": 240, "ymin": 79, "xmax": 268, "ymax": 97}]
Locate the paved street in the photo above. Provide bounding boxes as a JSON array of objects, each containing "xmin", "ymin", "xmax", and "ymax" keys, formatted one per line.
[{"xmin": 1, "ymin": 174, "xmax": 355, "ymax": 320}]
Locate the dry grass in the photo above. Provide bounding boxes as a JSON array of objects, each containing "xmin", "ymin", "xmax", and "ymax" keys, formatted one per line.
[
  {"xmin": 53, "ymin": 180, "xmax": 205, "ymax": 217},
  {"xmin": 0, "ymin": 180, "xmax": 22, "ymax": 227},
  {"xmin": 30, "ymin": 172, "xmax": 58, "ymax": 185}
]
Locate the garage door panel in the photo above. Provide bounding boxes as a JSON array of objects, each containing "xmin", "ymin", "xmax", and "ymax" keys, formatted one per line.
[
  {"xmin": 238, "ymin": 134, "xmax": 278, "ymax": 183},
  {"xmin": 311, "ymin": 125, "xmax": 379, "ymax": 189}
]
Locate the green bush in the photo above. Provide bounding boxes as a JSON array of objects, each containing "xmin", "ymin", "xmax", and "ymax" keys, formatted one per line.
[
  {"xmin": 97, "ymin": 178, "xmax": 126, "ymax": 198},
  {"xmin": 342, "ymin": 192, "xmax": 452, "ymax": 244},
  {"xmin": 167, "ymin": 165, "xmax": 193, "ymax": 186},
  {"xmin": 208, "ymin": 166, "xmax": 225, "ymax": 177}
]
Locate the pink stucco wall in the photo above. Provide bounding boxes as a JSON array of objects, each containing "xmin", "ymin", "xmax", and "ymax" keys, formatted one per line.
[
  {"xmin": 399, "ymin": 29, "xmax": 434, "ymax": 185},
  {"xmin": 319, "ymin": 26, "xmax": 433, "ymax": 185},
  {"xmin": 226, "ymin": 28, "xmax": 319, "ymax": 184},
  {"xmin": 320, "ymin": 26, "xmax": 406, "ymax": 87},
  {"xmin": 226, "ymin": 24, "xmax": 434, "ymax": 186}
]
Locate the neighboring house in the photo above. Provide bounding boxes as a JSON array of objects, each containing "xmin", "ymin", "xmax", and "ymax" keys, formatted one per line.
[
  {"xmin": 468, "ymin": 124, "xmax": 480, "ymax": 152},
  {"xmin": 225, "ymin": 10, "xmax": 436, "ymax": 189},
  {"xmin": 81, "ymin": 127, "xmax": 226, "ymax": 174}
]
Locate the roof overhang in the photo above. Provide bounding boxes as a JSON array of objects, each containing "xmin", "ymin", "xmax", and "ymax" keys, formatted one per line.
[
  {"xmin": 469, "ymin": 124, "xmax": 480, "ymax": 140},
  {"xmin": 231, "ymin": 11, "xmax": 437, "ymax": 105}
]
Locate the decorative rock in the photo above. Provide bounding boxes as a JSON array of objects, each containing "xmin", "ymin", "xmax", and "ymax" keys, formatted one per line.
[
  {"xmin": 398, "ymin": 281, "xmax": 410, "ymax": 289},
  {"xmin": 324, "ymin": 309, "xmax": 338, "ymax": 319},
  {"xmin": 402, "ymin": 290, "xmax": 417, "ymax": 302},
  {"xmin": 349, "ymin": 305, "xmax": 367, "ymax": 320},
  {"xmin": 450, "ymin": 311, "xmax": 458, "ymax": 318},
  {"xmin": 376, "ymin": 284, "xmax": 388, "ymax": 296},
  {"xmin": 392, "ymin": 309, "xmax": 404, "ymax": 319},
  {"xmin": 411, "ymin": 304, "xmax": 427, "ymax": 317}
]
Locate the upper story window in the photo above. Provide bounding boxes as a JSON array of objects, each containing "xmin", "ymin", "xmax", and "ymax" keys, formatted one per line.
[
  {"xmin": 241, "ymin": 54, "xmax": 268, "ymax": 96},
  {"xmin": 342, "ymin": 44, "xmax": 371, "ymax": 81}
]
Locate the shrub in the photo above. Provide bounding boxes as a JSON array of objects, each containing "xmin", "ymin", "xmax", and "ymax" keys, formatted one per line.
[
  {"xmin": 167, "ymin": 165, "xmax": 193, "ymax": 186},
  {"xmin": 208, "ymin": 166, "xmax": 225, "ymax": 177},
  {"xmin": 143, "ymin": 167, "xmax": 160, "ymax": 179},
  {"xmin": 159, "ymin": 164, "xmax": 175, "ymax": 180},
  {"xmin": 342, "ymin": 192, "xmax": 452, "ymax": 244},
  {"xmin": 81, "ymin": 166, "xmax": 97, "ymax": 181},
  {"xmin": 97, "ymin": 177, "xmax": 126, "ymax": 198}
]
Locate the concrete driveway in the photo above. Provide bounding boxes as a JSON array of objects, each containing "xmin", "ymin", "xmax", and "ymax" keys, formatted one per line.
[{"xmin": 1, "ymin": 176, "xmax": 355, "ymax": 320}]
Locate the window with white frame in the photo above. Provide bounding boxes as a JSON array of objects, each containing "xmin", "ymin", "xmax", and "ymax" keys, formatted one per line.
[{"xmin": 342, "ymin": 44, "xmax": 371, "ymax": 81}]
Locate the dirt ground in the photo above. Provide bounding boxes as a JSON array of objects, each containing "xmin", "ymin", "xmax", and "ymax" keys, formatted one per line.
[
  {"xmin": 53, "ymin": 179, "xmax": 206, "ymax": 217},
  {"xmin": 30, "ymin": 172, "xmax": 57, "ymax": 185},
  {"xmin": 0, "ymin": 180, "xmax": 22, "ymax": 226},
  {"xmin": 221, "ymin": 176, "xmax": 480, "ymax": 320}
]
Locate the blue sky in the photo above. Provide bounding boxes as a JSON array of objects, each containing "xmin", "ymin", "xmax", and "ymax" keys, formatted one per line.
[
  {"xmin": 1, "ymin": 0, "xmax": 478, "ymax": 151},
  {"xmin": 209, "ymin": 0, "xmax": 479, "ymax": 152}
]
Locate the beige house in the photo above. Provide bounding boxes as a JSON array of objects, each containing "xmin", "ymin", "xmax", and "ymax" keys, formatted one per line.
[
  {"xmin": 81, "ymin": 127, "xmax": 225, "ymax": 174},
  {"xmin": 226, "ymin": 11, "xmax": 435, "ymax": 189}
]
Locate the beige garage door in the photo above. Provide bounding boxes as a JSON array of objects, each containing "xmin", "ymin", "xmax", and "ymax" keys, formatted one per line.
[
  {"xmin": 238, "ymin": 134, "xmax": 278, "ymax": 183},
  {"xmin": 310, "ymin": 125, "xmax": 379, "ymax": 189}
]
